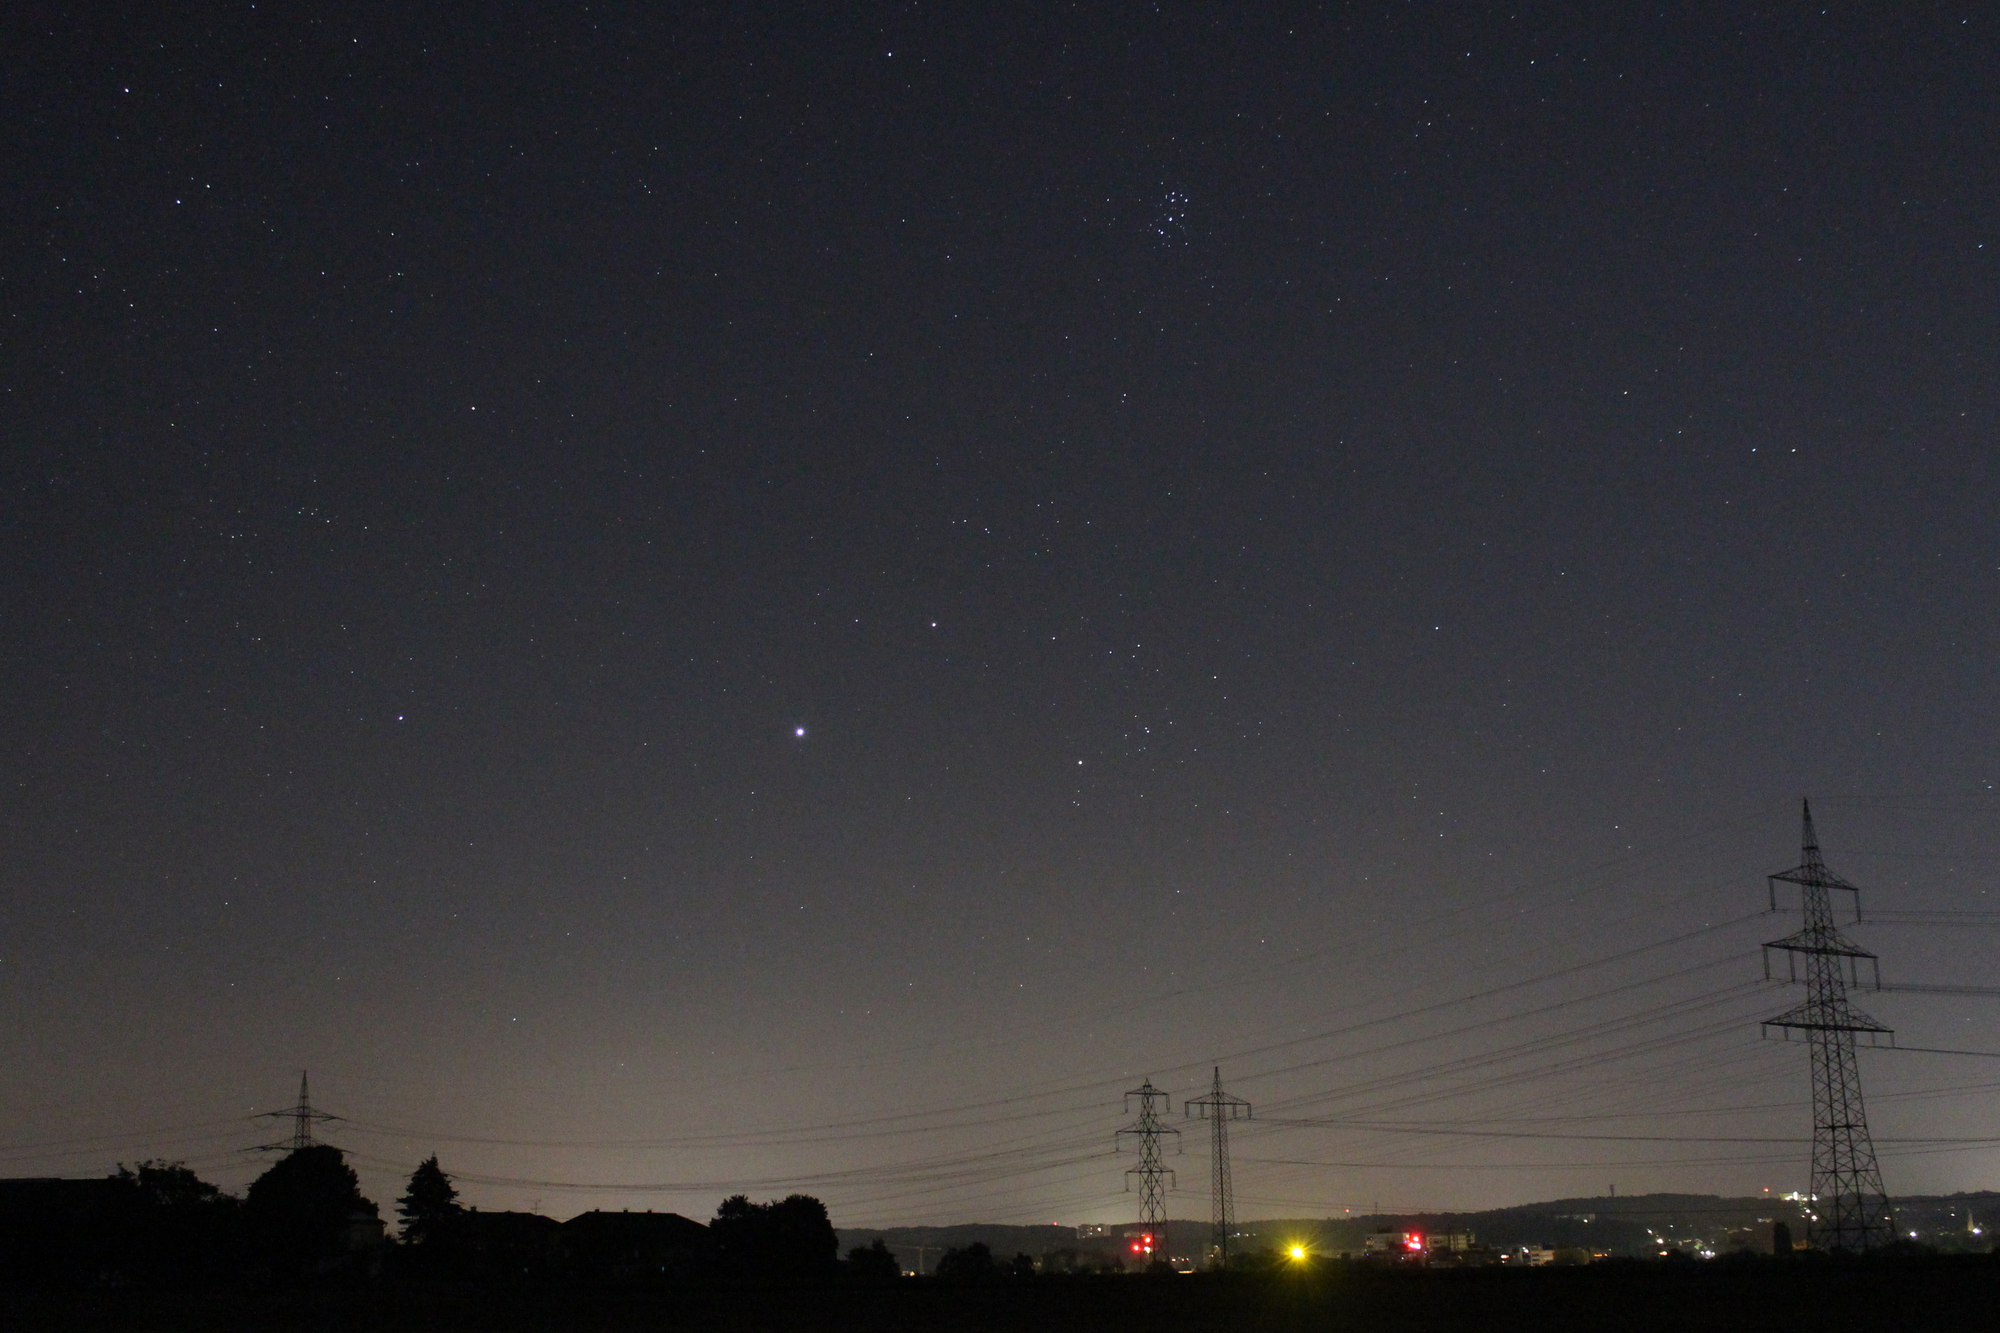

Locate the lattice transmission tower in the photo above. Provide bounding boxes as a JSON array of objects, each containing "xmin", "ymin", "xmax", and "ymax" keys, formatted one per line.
[
  {"xmin": 1186, "ymin": 1067, "xmax": 1251, "ymax": 1267},
  {"xmin": 255, "ymin": 1070, "xmax": 340, "ymax": 1152},
  {"xmin": 1762, "ymin": 800, "xmax": 1895, "ymax": 1252},
  {"xmin": 1116, "ymin": 1079, "xmax": 1178, "ymax": 1259}
]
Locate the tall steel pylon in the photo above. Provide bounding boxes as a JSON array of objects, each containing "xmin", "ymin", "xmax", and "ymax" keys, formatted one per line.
[
  {"xmin": 1116, "ymin": 1079, "xmax": 1178, "ymax": 1257},
  {"xmin": 1185, "ymin": 1067, "xmax": 1251, "ymax": 1267},
  {"xmin": 1762, "ymin": 801, "xmax": 1895, "ymax": 1252},
  {"xmin": 255, "ymin": 1070, "xmax": 339, "ymax": 1152}
]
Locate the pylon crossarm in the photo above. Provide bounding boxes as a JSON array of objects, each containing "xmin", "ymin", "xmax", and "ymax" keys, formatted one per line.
[
  {"xmin": 1763, "ymin": 1017, "xmax": 1893, "ymax": 1036},
  {"xmin": 1765, "ymin": 997, "xmax": 1891, "ymax": 1032},
  {"xmin": 1771, "ymin": 866, "xmax": 1863, "ymax": 893},
  {"xmin": 1762, "ymin": 931, "xmax": 1876, "ymax": 960}
]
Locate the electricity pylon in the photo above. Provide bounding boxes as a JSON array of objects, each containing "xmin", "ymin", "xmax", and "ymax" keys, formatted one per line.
[
  {"xmin": 1186, "ymin": 1067, "xmax": 1251, "ymax": 1266},
  {"xmin": 1762, "ymin": 800, "xmax": 1895, "ymax": 1252},
  {"xmin": 1116, "ymin": 1079, "xmax": 1178, "ymax": 1257},
  {"xmin": 256, "ymin": 1070, "xmax": 339, "ymax": 1152}
]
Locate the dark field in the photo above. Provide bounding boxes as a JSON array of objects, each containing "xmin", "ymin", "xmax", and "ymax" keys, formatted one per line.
[{"xmin": 7, "ymin": 1259, "xmax": 1998, "ymax": 1333}]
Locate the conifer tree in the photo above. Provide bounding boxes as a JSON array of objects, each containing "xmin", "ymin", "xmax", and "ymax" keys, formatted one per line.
[{"xmin": 397, "ymin": 1155, "xmax": 462, "ymax": 1244}]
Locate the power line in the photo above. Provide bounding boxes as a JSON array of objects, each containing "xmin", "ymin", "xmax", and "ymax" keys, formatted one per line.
[
  {"xmin": 1878, "ymin": 1045, "xmax": 2000, "ymax": 1060},
  {"xmin": 1213, "ymin": 915, "xmax": 1767, "ymax": 1085},
  {"xmin": 1861, "ymin": 912, "xmax": 2000, "ymax": 927}
]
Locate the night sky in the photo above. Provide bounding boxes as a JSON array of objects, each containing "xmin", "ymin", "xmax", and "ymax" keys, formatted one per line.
[{"xmin": 4, "ymin": 3, "xmax": 1998, "ymax": 1228}]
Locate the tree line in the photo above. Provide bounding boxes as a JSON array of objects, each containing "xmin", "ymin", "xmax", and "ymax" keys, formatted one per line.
[{"xmin": 0, "ymin": 1146, "xmax": 1039, "ymax": 1288}]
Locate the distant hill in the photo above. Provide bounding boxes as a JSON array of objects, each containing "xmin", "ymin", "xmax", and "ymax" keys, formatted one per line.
[
  {"xmin": 843, "ymin": 1192, "xmax": 2000, "ymax": 1266},
  {"xmin": 1233, "ymin": 1193, "xmax": 1799, "ymax": 1256}
]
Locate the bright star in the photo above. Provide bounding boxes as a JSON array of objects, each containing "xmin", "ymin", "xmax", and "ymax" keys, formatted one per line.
[{"xmin": 794, "ymin": 727, "xmax": 807, "ymax": 738}]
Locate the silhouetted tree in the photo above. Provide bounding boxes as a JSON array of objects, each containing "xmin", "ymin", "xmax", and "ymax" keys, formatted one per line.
[
  {"xmin": 397, "ymin": 1156, "xmax": 463, "ymax": 1245},
  {"xmin": 845, "ymin": 1237, "xmax": 901, "ymax": 1281},
  {"xmin": 245, "ymin": 1145, "xmax": 379, "ymax": 1276},
  {"xmin": 107, "ymin": 1161, "xmax": 242, "ymax": 1285},
  {"xmin": 711, "ymin": 1193, "xmax": 838, "ymax": 1281},
  {"xmin": 116, "ymin": 1161, "xmax": 226, "ymax": 1210},
  {"xmin": 935, "ymin": 1241, "xmax": 998, "ymax": 1282},
  {"xmin": 1007, "ymin": 1250, "xmax": 1037, "ymax": 1279},
  {"xmin": 1772, "ymin": 1221, "xmax": 1794, "ymax": 1255}
]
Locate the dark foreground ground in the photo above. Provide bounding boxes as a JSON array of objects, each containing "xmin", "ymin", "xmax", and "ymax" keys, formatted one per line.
[{"xmin": 7, "ymin": 1257, "xmax": 1998, "ymax": 1332}]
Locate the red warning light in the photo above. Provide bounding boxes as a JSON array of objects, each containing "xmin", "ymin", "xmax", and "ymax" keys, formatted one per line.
[{"xmin": 1405, "ymin": 1234, "xmax": 1424, "ymax": 1251}]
